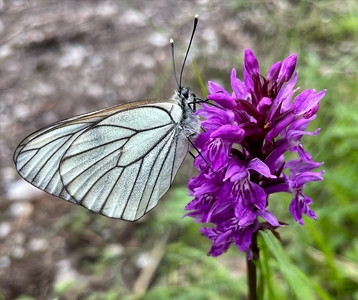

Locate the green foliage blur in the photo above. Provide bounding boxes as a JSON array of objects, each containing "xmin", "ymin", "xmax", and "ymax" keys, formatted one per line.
[{"xmin": 142, "ymin": 1, "xmax": 358, "ymax": 299}]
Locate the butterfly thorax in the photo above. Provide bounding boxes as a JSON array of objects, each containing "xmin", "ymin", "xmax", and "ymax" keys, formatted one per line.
[{"xmin": 175, "ymin": 87, "xmax": 200, "ymax": 138}]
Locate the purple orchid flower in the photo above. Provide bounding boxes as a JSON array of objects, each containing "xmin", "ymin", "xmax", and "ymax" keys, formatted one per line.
[{"xmin": 186, "ymin": 49, "xmax": 326, "ymax": 257}]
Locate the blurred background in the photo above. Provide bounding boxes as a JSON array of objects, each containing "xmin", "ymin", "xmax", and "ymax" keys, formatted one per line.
[{"xmin": 1, "ymin": 0, "xmax": 357, "ymax": 299}]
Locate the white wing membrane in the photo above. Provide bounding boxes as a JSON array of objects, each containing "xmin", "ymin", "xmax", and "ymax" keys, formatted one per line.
[
  {"xmin": 15, "ymin": 123, "xmax": 91, "ymax": 201},
  {"xmin": 14, "ymin": 101, "xmax": 191, "ymax": 221}
]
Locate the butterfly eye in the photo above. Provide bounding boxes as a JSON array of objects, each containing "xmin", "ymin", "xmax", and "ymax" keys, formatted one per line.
[{"xmin": 180, "ymin": 88, "xmax": 190, "ymax": 99}]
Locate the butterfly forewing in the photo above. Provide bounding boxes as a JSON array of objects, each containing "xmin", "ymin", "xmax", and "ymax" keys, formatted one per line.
[{"xmin": 13, "ymin": 96, "xmax": 194, "ymax": 221}]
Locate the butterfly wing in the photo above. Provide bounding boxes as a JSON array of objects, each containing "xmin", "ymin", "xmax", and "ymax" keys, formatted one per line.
[{"xmin": 14, "ymin": 100, "xmax": 190, "ymax": 221}]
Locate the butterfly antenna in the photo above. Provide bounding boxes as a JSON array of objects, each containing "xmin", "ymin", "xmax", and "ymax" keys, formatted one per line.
[
  {"xmin": 179, "ymin": 14, "xmax": 199, "ymax": 88},
  {"xmin": 170, "ymin": 39, "xmax": 180, "ymax": 89}
]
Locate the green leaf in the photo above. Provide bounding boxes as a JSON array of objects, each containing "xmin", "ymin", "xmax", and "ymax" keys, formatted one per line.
[{"xmin": 260, "ymin": 230, "xmax": 332, "ymax": 300}]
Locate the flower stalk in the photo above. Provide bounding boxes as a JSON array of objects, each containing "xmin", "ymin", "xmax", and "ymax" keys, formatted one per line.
[{"xmin": 247, "ymin": 232, "xmax": 258, "ymax": 300}]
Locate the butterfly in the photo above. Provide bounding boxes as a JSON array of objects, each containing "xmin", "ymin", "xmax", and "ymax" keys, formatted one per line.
[{"xmin": 13, "ymin": 16, "xmax": 201, "ymax": 221}]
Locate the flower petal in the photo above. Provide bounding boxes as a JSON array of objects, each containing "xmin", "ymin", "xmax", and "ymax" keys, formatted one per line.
[
  {"xmin": 247, "ymin": 158, "xmax": 276, "ymax": 179},
  {"xmin": 231, "ymin": 68, "xmax": 249, "ymax": 100},
  {"xmin": 255, "ymin": 210, "xmax": 280, "ymax": 226},
  {"xmin": 210, "ymin": 124, "xmax": 245, "ymax": 142},
  {"xmin": 277, "ymin": 53, "xmax": 297, "ymax": 85},
  {"xmin": 266, "ymin": 61, "xmax": 282, "ymax": 82},
  {"xmin": 292, "ymin": 89, "xmax": 326, "ymax": 116},
  {"xmin": 244, "ymin": 49, "xmax": 260, "ymax": 77}
]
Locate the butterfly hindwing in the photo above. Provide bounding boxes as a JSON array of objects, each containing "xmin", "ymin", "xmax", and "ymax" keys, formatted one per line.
[
  {"xmin": 14, "ymin": 123, "xmax": 93, "ymax": 202},
  {"xmin": 13, "ymin": 105, "xmax": 126, "ymax": 200}
]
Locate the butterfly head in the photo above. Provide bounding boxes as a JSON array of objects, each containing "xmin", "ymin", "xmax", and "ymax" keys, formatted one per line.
[
  {"xmin": 179, "ymin": 86, "xmax": 196, "ymax": 101},
  {"xmin": 175, "ymin": 87, "xmax": 197, "ymax": 111}
]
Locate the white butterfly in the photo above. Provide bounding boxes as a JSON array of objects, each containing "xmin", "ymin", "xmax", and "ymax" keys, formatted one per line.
[
  {"xmin": 13, "ymin": 88, "xmax": 199, "ymax": 221},
  {"xmin": 13, "ymin": 16, "xmax": 201, "ymax": 221}
]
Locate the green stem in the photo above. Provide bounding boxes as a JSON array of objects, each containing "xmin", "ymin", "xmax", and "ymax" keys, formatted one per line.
[{"xmin": 247, "ymin": 232, "xmax": 259, "ymax": 300}]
